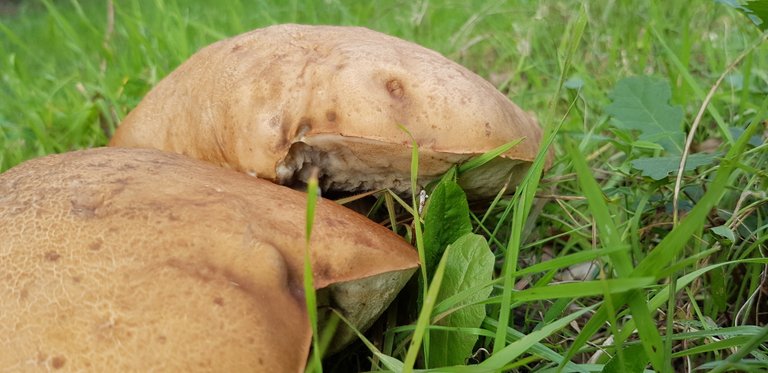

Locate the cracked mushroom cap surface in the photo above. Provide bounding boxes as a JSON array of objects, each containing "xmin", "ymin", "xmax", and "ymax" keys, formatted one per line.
[
  {"xmin": 110, "ymin": 24, "xmax": 545, "ymax": 198},
  {"xmin": 0, "ymin": 147, "xmax": 418, "ymax": 372}
]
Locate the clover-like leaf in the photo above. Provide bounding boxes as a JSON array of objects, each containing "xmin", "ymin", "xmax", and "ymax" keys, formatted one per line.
[{"xmin": 606, "ymin": 76, "xmax": 684, "ymax": 154}]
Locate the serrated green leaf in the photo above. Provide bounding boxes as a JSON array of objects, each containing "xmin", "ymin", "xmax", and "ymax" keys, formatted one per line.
[
  {"xmin": 423, "ymin": 179, "xmax": 472, "ymax": 279},
  {"xmin": 606, "ymin": 76, "xmax": 684, "ymax": 153},
  {"xmin": 428, "ymin": 233, "xmax": 494, "ymax": 368},
  {"xmin": 601, "ymin": 343, "xmax": 648, "ymax": 373},
  {"xmin": 630, "ymin": 152, "xmax": 719, "ymax": 180}
]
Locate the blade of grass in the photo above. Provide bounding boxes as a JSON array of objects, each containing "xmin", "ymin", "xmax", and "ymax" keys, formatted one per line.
[
  {"xmin": 385, "ymin": 191, "xmax": 400, "ymax": 234},
  {"xmin": 386, "ymin": 189, "xmax": 419, "ymax": 218},
  {"xmin": 512, "ymin": 278, "xmax": 654, "ymax": 301},
  {"xmin": 493, "ymin": 5, "xmax": 586, "ymax": 352},
  {"xmin": 484, "ymin": 318, "xmax": 591, "ymax": 373},
  {"xmin": 567, "ymin": 136, "xmax": 663, "ymax": 368},
  {"xmin": 398, "ymin": 124, "xmax": 431, "ymax": 367},
  {"xmin": 457, "ymin": 138, "xmax": 524, "ymax": 174},
  {"xmin": 559, "ymin": 97, "xmax": 767, "ymax": 372},
  {"xmin": 332, "ymin": 309, "xmax": 405, "ymax": 372},
  {"xmin": 672, "ymin": 32, "xmax": 768, "ymax": 224},
  {"xmin": 618, "ymin": 258, "xmax": 768, "ymax": 343},
  {"xmin": 305, "ymin": 312, "xmax": 340, "ymax": 373},
  {"xmin": 403, "ymin": 245, "xmax": 451, "ymax": 373},
  {"xmin": 483, "ymin": 305, "xmax": 595, "ymax": 369},
  {"xmin": 304, "ymin": 169, "xmax": 322, "ymax": 373},
  {"xmin": 671, "ymin": 335, "xmax": 754, "ymax": 358},
  {"xmin": 633, "ymin": 96, "xmax": 767, "ymax": 278},
  {"xmin": 564, "ymin": 141, "xmax": 632, "ymax": 275}
]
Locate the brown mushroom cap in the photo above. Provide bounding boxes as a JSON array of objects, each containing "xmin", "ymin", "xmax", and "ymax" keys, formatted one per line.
[
  {"xmin": 0, "ymin": 147, "xmax": 418, "ymax": 371},
  {"xmin": 110, "ymin": 24, "xmax": 545, "ymax": 198}
]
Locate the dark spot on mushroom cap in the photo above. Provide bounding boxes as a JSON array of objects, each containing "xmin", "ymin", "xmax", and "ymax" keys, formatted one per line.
[
  {"xmin": 325, "ymin": 110, "xmax": 337, "ymax": 122},
  {"xmin": 313, "ymin": 261, "xmax": 333, "ymax": 282},
  {"xmin": 44, "ymin": 251, "xmax": 61, "ymax": 262},
  {"xmin": 51, "ymin": 355, "xmax": 66, "ymax": 369},
  {"xmin": 88, "ymin": 240, "xmax": 102, "ymax": 251},
  {"xmin": 386, "ymin": 79, "xmax": 404, "ymax": 99}
]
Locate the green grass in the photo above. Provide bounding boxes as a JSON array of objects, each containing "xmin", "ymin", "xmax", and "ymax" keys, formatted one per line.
[{"xmin": 2, "ymin": 1, "xmax": 767, "ymax": 372}]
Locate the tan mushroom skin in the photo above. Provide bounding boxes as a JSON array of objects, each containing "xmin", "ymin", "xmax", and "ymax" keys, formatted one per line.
[
  {"xmin": 110, "ymin": 24, "xmax": 545, "ymax": 198},
  {"xmin": 0, "ymin": 148, "xmax": 418, "ymax": 371}
]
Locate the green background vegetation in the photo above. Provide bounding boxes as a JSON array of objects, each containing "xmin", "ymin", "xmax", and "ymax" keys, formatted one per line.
[{"xmin": 1, "ymin": 0, "xmax": 766, "ymax": 372}]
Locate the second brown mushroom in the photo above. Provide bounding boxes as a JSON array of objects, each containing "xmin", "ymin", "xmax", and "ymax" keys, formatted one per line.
[
  {"xmin": 110, "ymin": 24, "xmax": 546, "ymax": 199},
  {"xmin": 0, "ymin": 148, "xmax": 418, "ymax": 371}
]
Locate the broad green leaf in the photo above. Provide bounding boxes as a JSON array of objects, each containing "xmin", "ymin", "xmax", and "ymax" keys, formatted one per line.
[
  {"xmin": 429, "ymin": 234, "xmax": 494, "ymax": 367},
  {"xmin": 605, "ymin": 76, "xmax": 684, "ymax": 153},
  {"xmin": 630, "ymin": 152, "xmax": 719, "ymax": 180},
  {"xmin": 423, "ymin": 178, "xmax": 472, "ymax": 279},
  {"xmin": 601, "ymin": 343, "xmax": 648, "ymax": 373}
]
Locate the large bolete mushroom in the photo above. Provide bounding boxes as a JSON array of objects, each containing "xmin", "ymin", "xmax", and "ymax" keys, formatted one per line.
[
  {"xmin": 110, "ymin": 24, "xmax": 545, "ymax": 198},
  {"xmin": 0, "ymin": 147, "xmax": 418, "ymax": 371}
]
